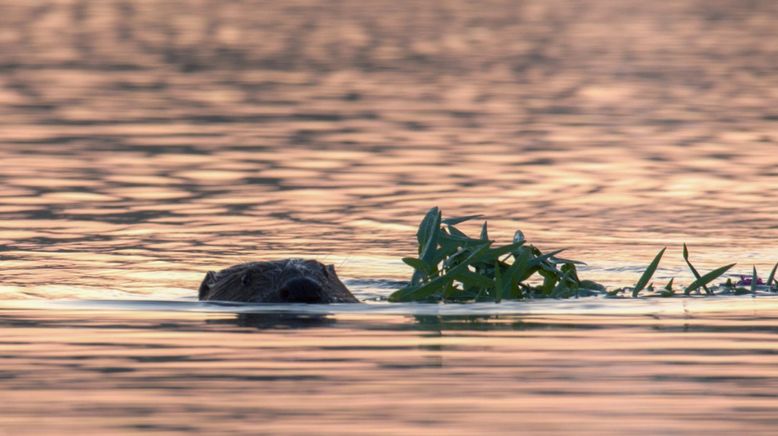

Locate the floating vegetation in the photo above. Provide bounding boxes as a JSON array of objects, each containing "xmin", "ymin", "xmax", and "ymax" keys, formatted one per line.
[
  {"xmin": 631, "ymin": 248, "xmax": 665, "ymax": 298},
  {"xmin": 388, "ymin": 207, "xmax": 777, "ymax": 303}
]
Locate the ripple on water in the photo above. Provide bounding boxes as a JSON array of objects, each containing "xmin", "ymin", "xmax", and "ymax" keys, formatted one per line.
[{"xmin": 0, "ymin": 1, "xmax": 777, "ymax": 433}]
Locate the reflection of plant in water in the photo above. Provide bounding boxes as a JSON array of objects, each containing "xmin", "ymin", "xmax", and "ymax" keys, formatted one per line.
[
  {"xmin": 412, "ymin": 315, "xmax": 505, "ymax": 332},
  {"xmin": 410, "ymin": 315, "xmax": 603, "ymax": 332},
  {"xmin": 389, "ymin": 207, "xmax": 778, "ymax": 303}
]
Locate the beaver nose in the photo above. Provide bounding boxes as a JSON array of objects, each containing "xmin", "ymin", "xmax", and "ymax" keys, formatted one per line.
[{"xmin": 278, "ymin": 278, "xmax": 325, "ymax": 303}]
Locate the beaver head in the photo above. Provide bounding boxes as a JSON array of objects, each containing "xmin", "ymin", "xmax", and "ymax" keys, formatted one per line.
[{"xmin": 198, "ymin": 259, "xmax": 358, "ymax": 303}]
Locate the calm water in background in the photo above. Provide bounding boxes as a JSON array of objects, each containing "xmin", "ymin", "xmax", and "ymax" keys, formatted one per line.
[{"xmin": 0, "ymin": 0, "xmax": 777, "ymax": 434}]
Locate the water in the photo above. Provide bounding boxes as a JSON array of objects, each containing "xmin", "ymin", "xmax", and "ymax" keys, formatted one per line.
[
  {"xmin": 2, "ymin": 301, "xmax": 778, "ymax": 434},
  {"xmin": 1, "ymin": 0, "xmax": 777, "ymax": 433}
]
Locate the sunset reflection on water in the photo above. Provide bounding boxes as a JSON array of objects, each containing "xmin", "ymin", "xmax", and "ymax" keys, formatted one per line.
[
  {"xmin": 2, "ymin": 308, "xmax": 778, "ymax": 434},
  {"xmin": 0, "ymin": 0, "xmax": 777, "ymax": 434},
  {"xmin": 0, "ymin": 0, "xmax": 776, "ymax": 298}
]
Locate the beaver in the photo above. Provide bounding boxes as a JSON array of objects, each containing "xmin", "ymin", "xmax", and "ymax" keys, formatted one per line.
[{"xmin": 198, "ymin": 259, "xmax": 359, "ymax": 303}]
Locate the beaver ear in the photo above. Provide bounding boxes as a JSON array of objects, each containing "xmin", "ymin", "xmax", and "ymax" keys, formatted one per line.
[
  {"xmin": 326, "ymin": 264, "xmax": 337, "ymax": 277},
  {"xmin": 241, "ymin": 273, "xmax": 251, "ymax": 286},
  {"xmin": 198, "ymin": 271, "xmax": 215, "ymax": 300}
]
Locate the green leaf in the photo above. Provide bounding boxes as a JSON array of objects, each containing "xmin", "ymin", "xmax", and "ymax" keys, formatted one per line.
[
  {"xmin": 551, "ymin": 280, "xmax": 570, "ymax": 298},
  {"xmin": 579, "ymin": 280, "xmax": 606, "ymax": 292},
  {"xmin": 442, "ymin": 214, "xmax": 482, "ymax": 226},
  {"xmin": 684, "ymin": 263, "xmax": 737, "ymax": 295},
  {"xmin": 501, "ymin": 255, "xmax": 526, "ymax": 298},
  {"xmin": 410, "ymin": 268, "xmax": 427, "ymax": 286},
  {"xmin": 552, "ymin": 265, "xmax": 579, "ymax": 298},
  {"xmin": 436, "ymin": 237, "xmax": 471, "ymax": 268},
  {"xmin": 538, "ymin": 269, "xmax": 558, "ymax": 295},
  {"xmin": 767, "ymin": 262, "xmax": 778, "ymax": 292},
  {"xmin": 417, "ymin": 207, "xmax": 441, "ymax": 268},
  {"xmin": 658, "ymin": 278, "xmax": 675, "ymax": 297},
  {"xmin": 453, "ymin": 269, "xmax": 496, "ymax": 290},
  {"xmin": 683, "ymin": 243, "xmax": 710, "ymax": 294},
  {"xmin": 480, "ymin": 221, "xmax": 489, "ymax": 241},
  {"xmin": 633, "ymin": 247, "xmax": 666, "ymax": 297},
  {"xmin": 402, "ymin": 257, "xmax": 433, "ymax": 275},
  {"xmin": 388, "ymin": 244, "xmax": 492, "ymax": 302},
  {"xmin": 486, "ymin": 242, "xmax": 526, "ymax": 259},
  {"xmin": 442, "ymin": 278, "xmax": 458, "ymax": 300},
  {"xmin": 548, "ymin": 256, "xmax": 587, "ymax": 265},
  {"xmin": 439, "ymin": 232, "xmax": 487, "ymax": 247},
  {"xmin": 752, "ymin": 266, "xmax": 758, "ymax": 294},
  {"xmin": 531, "ymin": 248, "xmax": 567, "ymax": 265},
  {"xmin": 561, "ymin": 262, "xmax": 581, "ymax": 284},
  {"xmin": 417, "ymin": 207, "xmax": 440, "ymax": 249},
  {"xmin": 734, "ymin": 287, "xmax": 751, "ymax": 295},
  {"xmin": 513, "ymin": 246, "xmax": 537, "ymax": 282},
  {"xmin": 494, "ymin": 261, "xmax": 503, "ymax": 302},
  {"xmin": 446, "ymin": 224, "xmax": 470, "ymax": 239}
]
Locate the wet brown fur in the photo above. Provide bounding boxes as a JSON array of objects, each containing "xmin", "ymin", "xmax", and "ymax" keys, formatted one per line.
[{"xmin": 198, "ymin": 259, "xmax": 358, "ymax": 303}]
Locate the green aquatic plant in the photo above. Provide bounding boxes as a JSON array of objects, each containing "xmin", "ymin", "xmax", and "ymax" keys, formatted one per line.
[
  {"xmin": 632, "ymin": 248, "xmax": 666, "ymax": 297},
  {"xmin": 684, "ymin": 263, "xmax": 736, "ymax": 295},
  {"xmin": 389, "ymin": 207, "xmax": 774, "ymax": 303},
  {"xmin": 752, "ymin": 266, "xmax": 758, "ymax": 295},
  {"xmin": 388, "ymin": 207, "xmax": 603, "ymax": 302},
  {"xmin": 659, "ymin": 278, "xmax": 675, "ymax": 298},
  {"xmin": 768, "ymin": 262, "xmax": 778, "ymax": 291},
  {"xmin": 683, "ymin": 243, "xmax": 710, "ymax": 294}
]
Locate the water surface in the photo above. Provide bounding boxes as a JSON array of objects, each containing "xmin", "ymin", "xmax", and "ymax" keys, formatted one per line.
[
  {"xmin": 0, "ymin": 0, "xmax": 777, "ymax": 434},
  {"xmin": 0, "ymin": 0, "xmax": 776, "ymax": 297},
  {"xmin": 2, "ymin": 302, "xmax": 778, "ymax": 434}
]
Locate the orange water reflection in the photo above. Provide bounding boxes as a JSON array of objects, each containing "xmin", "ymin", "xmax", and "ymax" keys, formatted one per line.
[
  {"xmin": 0, "ymin": 2, "xmax": 777, "ymax": 432},
  {"xmin": 1, "ymin": 309, "xmax": 777, "ymax": 434},
  {"xmin": 0, "ymin": 1, "xmax": 776, "ymax": 299}
]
